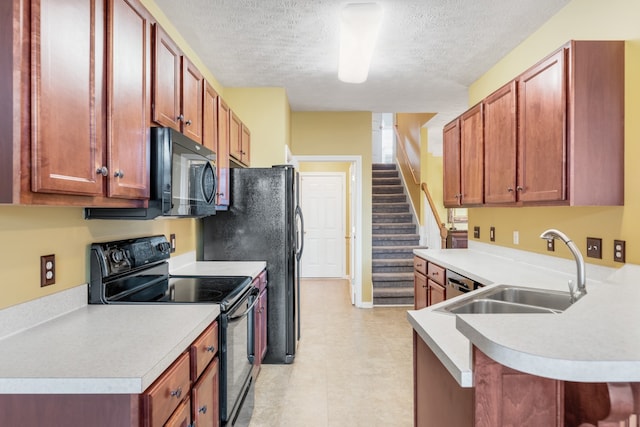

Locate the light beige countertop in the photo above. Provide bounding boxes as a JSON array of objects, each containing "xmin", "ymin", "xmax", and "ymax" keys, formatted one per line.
[
  {"xmin": 0, "ymin": 253, "xmax": 265, "ymax": 394},
  {"xmin": 408, "ymin": 241, "xmax": 640, "ymax": 387}
]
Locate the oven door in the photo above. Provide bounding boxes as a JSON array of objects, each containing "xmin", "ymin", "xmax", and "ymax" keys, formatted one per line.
[{"xmin": 220, "ymin": 287, "xmax": 258, "ymax": 425}]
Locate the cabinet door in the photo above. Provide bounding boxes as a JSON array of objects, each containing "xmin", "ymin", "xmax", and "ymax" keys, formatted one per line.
[
  {"xmin": 181, "ymin": 57, "xmax": 204, "ymax": 144},
  {"xmin": 428, "ymin": 279, "xmax": 445, "ymax": 306},
  {"xmin": 165, "ymin": 398, "xmax": 191, "ymax": 427},
  {"xmin": 484, "ymin": 81, "xmax": 517, "ymax": 204},
  {"xmin": 191, "ymin": 358, "xmax": 219, "ymax": 427},
  {"xmin": 31, "ymin": 0, "xmax": 105, "ymax": 196},
  {"xmin": 229, "ymin": 111, "xmax": 242, "ymax": 163},
  {"xmin": 443, "ymin": 119, "xmax": 461, "ymax": 207},
  {"xmin": 202, "ymin": 81, "xmax": 219, "ymax": 153},
  {"xmin": 258, "ymin": 289, "xmax": 268, "ymax": 362},
  {"xmin": 517, "ymin": 48, "xmax": 566, "ymax": 203},
  {"xmin": 414, "ymin": 272, "xmax": 428, "ymax": 310},
  {"xmin": 216, "ymin": 97, "xmax": 231, "ymax": 206},
  {"xmin": 107, "ymin": 0, "xmax": 150, "ymax": 199},
  {"xmin": 459, "ymin": 104, "xmax": 484, "ymax": 205},
  {"xmin": 142, "ymin": 351, "xmax": 191, "ymax": 427},
  {"xmin": 152, "ymin": 24, "xmax": 181, "ymax": 131},
  {"xmin": 240, "ymin": 123, "xmax": 251, "ymax": 166}
]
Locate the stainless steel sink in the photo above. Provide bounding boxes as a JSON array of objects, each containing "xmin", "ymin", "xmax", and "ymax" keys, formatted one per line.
[
  {"xmin": 484, "ymin": 287, "xmax": 572, "ymax": 311},
  {"xmin": 438, "ymin": 285, "xmax": 573, "ymax": 315},
  {"xmin": 447, "ymin": 299, "xmax": 558, "ymax": 314}
]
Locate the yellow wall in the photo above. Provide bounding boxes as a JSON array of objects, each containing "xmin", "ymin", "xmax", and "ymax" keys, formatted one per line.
[
  {"xmin": 224, "ymin": 87, "xmax": 291, "ymax": 167},
  {"xmin": 466, "ymin": 0, "xmax": 640, "ymax": 266},
  {"xmin": 290, "ymin": 112, "xmax": 373, "ymax": 302},
  {"xmin": 420, "ymin": 127, "xmax": 448, "ymax": 228},
  {"xmin": 0, "ymin": 206, "xmax": 195, "ymax": 309},
  {"xmin": 298, "ymin": 162, "xmax": 352, "ymax": 275}
]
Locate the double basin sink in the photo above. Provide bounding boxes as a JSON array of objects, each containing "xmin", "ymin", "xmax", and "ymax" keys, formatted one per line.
[{"xmin": 439, "ymin": 285, "xmax": 574, "ymax": 315}]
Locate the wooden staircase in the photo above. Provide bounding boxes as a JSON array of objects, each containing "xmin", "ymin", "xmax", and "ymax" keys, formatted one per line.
[{"xmin": 372, "ymin": 163, "xmax": 425, "ymax": 305}]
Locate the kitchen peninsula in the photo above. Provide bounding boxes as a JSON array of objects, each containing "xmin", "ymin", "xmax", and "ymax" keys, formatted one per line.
[{"xmin": 409, "ymin": 242, "xmax": 640, "ymax": 426}]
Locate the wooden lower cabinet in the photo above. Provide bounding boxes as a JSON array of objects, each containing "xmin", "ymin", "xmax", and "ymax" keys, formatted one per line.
[
  {"xmin": 0, "ymin": 320, "xmax": 220, "ymax": 427},
  {"xmin": 414, "ymin": 337, "xmax": 640, "ymax": 427},
  {"xmin": 414, "ymin": 332, "xmax": 474, "ymax": 426}
]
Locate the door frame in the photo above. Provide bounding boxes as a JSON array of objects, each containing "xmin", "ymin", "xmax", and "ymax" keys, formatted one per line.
[
  {"xmin": 299, "ymin": 172, "xmax": 346, "ymax": 279},
  {"xmin": 293, "ymin": 155, "xmax": 363, "ymax": 308}
]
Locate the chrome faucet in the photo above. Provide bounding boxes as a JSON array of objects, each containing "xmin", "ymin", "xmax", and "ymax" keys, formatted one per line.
[{"xmin": 540, "ymin": 229, "xmax": 586, "ymax": 303}]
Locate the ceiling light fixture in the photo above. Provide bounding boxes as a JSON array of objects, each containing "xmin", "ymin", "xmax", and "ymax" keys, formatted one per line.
[{"xmin": 338, "ymin": 3, "xmax": 383, "ymax": 84}]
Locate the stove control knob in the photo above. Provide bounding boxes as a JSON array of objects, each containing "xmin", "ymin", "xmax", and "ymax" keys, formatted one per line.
[
  {"xmin": 111, "ymin": 250, "xmax": 125, "ymax": 263},
  {"xmin": 156, "ymin": 242, "xmax": 171, "ymax": 253}
]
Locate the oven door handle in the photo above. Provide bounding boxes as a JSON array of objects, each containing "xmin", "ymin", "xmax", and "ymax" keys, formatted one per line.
[{"xmin": 228, "ymin": 290, "xmax": 260, "ymax": 322}]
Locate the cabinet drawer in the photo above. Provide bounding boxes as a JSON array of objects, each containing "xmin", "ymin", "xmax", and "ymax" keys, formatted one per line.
[
  {"xmin": 191, "ymin": 321, "xmax": 219, "ymax": 380},
  {"xmin": 257, "ymin": 270, "xmax": 267, "ymax": 292},
  {"xmin": 143, "ymin": 351, "xmax": 191, "ymax": 427},
  {"xmin": 413, "ymin": 256, "xmax": 427, "ymax": 276},
  {"xmin": 427, "ymin": 263, "xmax": 445, "ymax": 286}
]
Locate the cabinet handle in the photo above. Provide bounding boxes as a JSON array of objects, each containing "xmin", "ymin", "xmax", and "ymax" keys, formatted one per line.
[
  {"xmin": 416, "ymin": 263, "xmax": 423, "ymax": 267},
  {"xmin": 185, "ymin": 119, "xmax": 192, "ymax": 126},
  {"xmin": 177, "ymin": 114, "xmax": 184, "ymax": 122},
  {"xmin": 96, "ymin": 166, "xmax": 108, "ymax": 176},
  {"xmin": 516, "ymin": 186, "xmax": 524, "ymax": 192},
  {"xmin": 170, "ymin": 387, "xmax": 182, "ymax": 399},
  {"xmin": 114, "ymin": 170, "xmax": 124, "ymax": 178},
  {"xmin": 199, "ymin": 405, "xmax": 208, "ymax": 414},
  {"xmin": 216, "ymin": 192, "xmax": 225, "ymax": 197},
  {"xmin": 432, "ymin": 271, "xmax": 439, "ymax": 276},
  {"xmin": 205, "ymin": 345, "xmax": 216, "ymax": 353}
]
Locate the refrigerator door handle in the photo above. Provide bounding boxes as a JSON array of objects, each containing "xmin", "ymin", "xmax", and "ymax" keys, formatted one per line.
[{"xmin": 295, "ymin": 205, "xmax": 304, "ymax": 260}]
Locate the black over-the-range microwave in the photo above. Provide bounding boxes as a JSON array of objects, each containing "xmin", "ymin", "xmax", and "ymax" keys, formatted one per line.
[{"xmin": 85, "ymin": 127, "xmax": 217, "ymax": 220}]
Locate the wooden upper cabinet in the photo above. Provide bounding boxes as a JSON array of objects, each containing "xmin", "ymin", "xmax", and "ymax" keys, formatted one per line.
[
  {"xmin": 216, "ymin": 97, "xmax": 231, "ymax": 207},
  {"xmin": 152, "ymin": 24, "xmax": 204, "ymax": 144},
  {"xmin": 517, "ymin": 48, "xmax": 566, "ymax": 203},
  {"xmin": 202, "ymin": 81, "xmax": 219, "ymax": 153},
  {"xmin": 442, "ymin": 119, "xmax": 461, "ymax": 207},
  {"xmin": 484, "ymin": 81, "xmax": 517, "ymax": 204},
  {"xmin": 106, "ymin": 0, "xmax": 151, "ymax": 199},
  {"xmin": 31, "ymin": 0, "xmax": 105, "ymax": 196},
  {"xmin": 459, "ymin": 103, "xmax": 484, "ymax": 205},
  {"xmin": 229, "ymin": 111, "xmax": 242, "ymax": 163},
  {"xmin": 240, "ymin": 124, "xmax": 251, "ymax": 166},
  {"xmin": 152, "ymin": 24, "xmax": 181, "ymax": 131},
  {"xmin": 181, "ymin": 57, "xmax": 204, "ymax": 144}
]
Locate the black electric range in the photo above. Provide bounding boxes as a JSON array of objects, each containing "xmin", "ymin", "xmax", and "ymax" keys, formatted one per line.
[{"xmin": 88, "ymin": 235, "xmax": 252, "ymax": 310}]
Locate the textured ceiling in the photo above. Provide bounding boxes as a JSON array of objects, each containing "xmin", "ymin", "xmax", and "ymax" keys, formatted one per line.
[{"xmin": 154, "ymin": 0, "xmax": 569, "ymax": 124}]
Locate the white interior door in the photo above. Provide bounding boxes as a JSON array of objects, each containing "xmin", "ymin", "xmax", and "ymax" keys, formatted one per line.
[{"xmin": 299, "ymin": 173, "xmax": 345, "ymax": 278}]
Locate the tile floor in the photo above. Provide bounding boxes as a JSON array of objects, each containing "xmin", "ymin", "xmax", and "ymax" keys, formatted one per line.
[{"xmin": 248, "ymin": 279, "xmax": 414, "ymax": 427}]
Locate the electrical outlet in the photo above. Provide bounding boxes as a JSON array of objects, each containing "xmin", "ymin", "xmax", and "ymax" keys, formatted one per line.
[
  {"xmin": 586, "ymin": 237, "xmax": 602, "ymax": 259},
  {"xmin": 473, "ymin": 226, "xmax": 480, "ymax": 239},
  {"xmin": 170, "ymin": 234, "xmax": 176, "ymax": 253},
  {"xmin": 40, "ymin": 254, "xmax": 56, "ymax": 287},
  {"xmin": 490, "ymin": 226, "xmax": 495, "ymax": 242},
  {"xmin": 614, "ymin": 240, "xmax": 626, "ymax": 263},
  {"xmin": 546, "ymin": 238, "xmax": 555, "ymax": 252}
]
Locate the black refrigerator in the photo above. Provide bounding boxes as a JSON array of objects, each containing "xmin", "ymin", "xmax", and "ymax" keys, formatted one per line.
[{"xmin": 202, "ymin": 165, "xmax": 304, "ymax": 364}]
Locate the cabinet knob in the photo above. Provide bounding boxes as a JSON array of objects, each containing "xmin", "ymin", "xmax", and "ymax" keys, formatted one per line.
[
  {"xmin": 199, "ymin": 405, "xmax": 208, "ymax": 414},
  {"xmin": 114, "ymin": 170, "xmax": 124, "ymax": 178},
  {"xmin": 516, "ymin": 186, "xmax": 524, "ymax": 192},
  {"xmin": 205, "ymin": 345, "xmax": 215, "ymax": 353},
  {"xmin": 185, "ymin": 119, "xmax": 192, "ymax": 126},
  {"xmin": 507, "ymin": 187, "xmax": 514, "ymax": 192},
  {"xmin": 177, "ymin": 114, "xmax": 184, "ymax": 122},
  {"xmin": 216, "ymin": 192, "xmax": 225, "ymax": 197},
  {"xmin": 170, "ymin": 387, "xmax": 182, "ymax": 399},
  {"xmin": 96, "ymin": 166, "xmax": 108, "ymax": 176}
]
